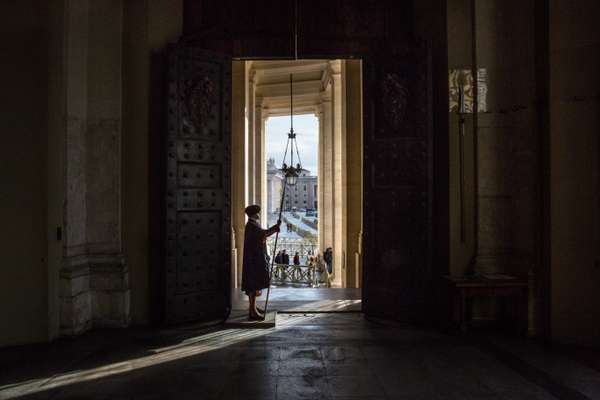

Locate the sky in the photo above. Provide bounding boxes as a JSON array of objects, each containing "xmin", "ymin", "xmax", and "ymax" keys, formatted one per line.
[{"xmin": 265, "ymin": 114, "xmax": 319, "ymax": 175}]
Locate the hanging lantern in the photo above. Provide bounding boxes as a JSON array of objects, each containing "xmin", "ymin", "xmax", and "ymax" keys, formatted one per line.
[
  {"xmin": 284, "ymin": 163, "xmax": 300, "ymax": 186},
  {"xmin": 280, "ymin": 74, "xmax": 302, "ymax": 187}
]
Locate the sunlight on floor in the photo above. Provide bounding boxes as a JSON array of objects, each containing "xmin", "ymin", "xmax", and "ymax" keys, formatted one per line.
[
  {"xmin": 273, "ymin": 299, "xmax": 361, "ymax": 312},
  {"xmin": 0, "ymin": 313, "xmax": 322, "ymax": 400}
]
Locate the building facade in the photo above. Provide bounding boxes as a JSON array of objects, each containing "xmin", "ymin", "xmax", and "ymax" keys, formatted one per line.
[{"xmin": 266, "ymin": 158, "xmax": 317, "ymax": 213}]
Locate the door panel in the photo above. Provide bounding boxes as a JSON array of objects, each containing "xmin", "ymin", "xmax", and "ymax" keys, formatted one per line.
[
  {"xmin": 165, "ymin": 45, "xmax": 231, "ymax": 324},
  {"xmin": 362, "ymin": 42, "xmax": 433, "ymax": 322}
]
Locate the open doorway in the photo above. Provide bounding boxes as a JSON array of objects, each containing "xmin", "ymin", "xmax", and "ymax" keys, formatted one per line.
[
  {"xmin": 265, "ymin": 115, "xmax": 319, "ymax": 285},
  {"xmin": 230, "ymin": 59, "xmax": 363, "ymax": 312},
  {"xmin": 159, "ymin": 42, "xmax": 435, "ymax": 325}
]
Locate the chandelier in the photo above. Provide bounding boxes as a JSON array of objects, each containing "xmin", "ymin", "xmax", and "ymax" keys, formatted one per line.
[{"xmin": 280, "ymin": 74, "xmax": 302, "ymax": 186}]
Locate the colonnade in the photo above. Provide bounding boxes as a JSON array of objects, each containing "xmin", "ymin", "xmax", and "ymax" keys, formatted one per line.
[{"xmin": 232, "ymin": 60, "xmax": 362, "ymax": 288}]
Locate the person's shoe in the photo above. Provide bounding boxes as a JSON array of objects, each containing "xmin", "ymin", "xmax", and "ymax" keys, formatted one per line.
[{"xmin": 248, "ymin": 313, "xmax": 265, "ymax": 321}]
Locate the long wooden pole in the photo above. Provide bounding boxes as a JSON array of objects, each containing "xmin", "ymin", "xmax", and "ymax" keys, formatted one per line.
[{"xmin": 263, "ymin": 175, "xmax": 288, "ymax": 314}]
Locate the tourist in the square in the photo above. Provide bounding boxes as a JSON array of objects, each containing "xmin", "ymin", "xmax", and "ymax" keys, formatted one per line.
[
  {"xmin": 293, "ymin": 252, "xmax": 300, "ymax": 266},
  {"xmin": 274, "ymin": 250, "xmax": 283, "ymax": 264},
  {"xmin": 242, "ymin": 205, "xmax": 281, "ymax": 321},
  {"xmin": 282, "ymin": 249, "xmax": 290, "ymax": 265},
  {"xmin": 324, "ymin": 247, "xmax": 333, "ymax": 274},
  {"xmin": 316, "ymin": 253, "xmax": 332, "ymax": 288}
]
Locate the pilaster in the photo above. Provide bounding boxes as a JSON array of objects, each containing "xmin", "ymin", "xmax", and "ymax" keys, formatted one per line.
[
  {"xmin": 254, "ymin": 96, "xmax": 265, "ymax": 225},
  {"xmin": 316, "ymin": 104, "xmax": 325, "ymax": 253},
  {"xmin": 247, "ymin": 72, "xmax": 256, "ymax": 205},
  {"xmin": 320, "ymin": 87, "xmax": 334, "ymax": 261},
  {"xmin": 61, "ymin": 0, "xmax": 91, "ymax": 335},
  {"xmin": 330, "ymin": 60, "xmax": 346, "ymax": 287},
  {"xmin": 231, "ymin": 61, "xmax": 247, "ymax": 288},
  {"xmin": 59, "ymin": 0, "xmax": 129, "ymax": 336}
]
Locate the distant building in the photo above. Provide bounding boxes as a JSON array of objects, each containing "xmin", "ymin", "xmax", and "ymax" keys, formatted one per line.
[{"xmin": 266, "ymin": 158, "xmax": 317, "ymax": 213}]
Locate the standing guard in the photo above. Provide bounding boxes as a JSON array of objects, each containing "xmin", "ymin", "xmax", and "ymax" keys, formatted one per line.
[{"xmin": 241, "ymin": 205, "xmax": 281, "ymax": 320}]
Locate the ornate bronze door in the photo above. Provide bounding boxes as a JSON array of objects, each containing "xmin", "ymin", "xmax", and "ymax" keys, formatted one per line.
[
  {"xmin": 164, "ymin": 44, "xmax": 231, "ymax": 324},
  {"xmin": 362, "ymin": 43, "xmax": 434, "ymax": 322}
]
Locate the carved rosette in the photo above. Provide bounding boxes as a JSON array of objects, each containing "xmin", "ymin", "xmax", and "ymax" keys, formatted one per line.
[{"xmin": 182, "ymin": 75, "xmax": 216, "ymax": 136}]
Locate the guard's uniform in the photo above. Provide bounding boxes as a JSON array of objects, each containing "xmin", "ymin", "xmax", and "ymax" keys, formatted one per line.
[{"xmin": 241, "ymin": 219, "xmax": 272, "ymax": 295}]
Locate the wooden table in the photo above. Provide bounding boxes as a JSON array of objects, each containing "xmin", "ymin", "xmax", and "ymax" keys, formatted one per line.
[{"xmin": 445, "ymin": 275, "xmax": 529, "ymax": 333}]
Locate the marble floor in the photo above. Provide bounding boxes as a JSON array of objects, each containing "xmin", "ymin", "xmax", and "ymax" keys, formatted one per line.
[
  {"xmin": 0, "ymin": 311, "xmax": 598, "ymax": 399},
  {"xmin": 231, "ymin": 288, "xmax": 362, "ymax": 313}
]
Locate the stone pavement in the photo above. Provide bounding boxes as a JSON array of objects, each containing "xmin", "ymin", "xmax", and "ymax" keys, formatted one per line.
[
  {"xmin": 0, "ymin": 312, "xmax": 598, "ymax": 399},
  {"xmin": 231, "ymin": 288, "xmax": 362, "ymax": 313}
]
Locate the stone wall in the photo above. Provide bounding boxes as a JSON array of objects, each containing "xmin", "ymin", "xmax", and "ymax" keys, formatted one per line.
[
  {"xmin": 473, "ymin": 0, "xmax": 539, "ymax": 278},
  {"xmin": 0, "ymin": 0, "xmax": 50, "ymax": 346},
  {"xmin": 345, "ymin": 60, "xmax": 363, "ymax": 288},
  {"xmin": 58, "ymin": 0, "xmax": 130, "ymax": 335},
  {"xmin": 549, "ymin": 0, "xmax": 600, "ymax": 346},
  {"xmin": 446, "ymin": 0, "xmax": 542, "ymax": 329},
  {"xmin": 447, "ymin": 0, "xmax": 477, "ymax": 277}
]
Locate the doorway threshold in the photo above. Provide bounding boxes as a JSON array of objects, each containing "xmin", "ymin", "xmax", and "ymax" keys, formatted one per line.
[{"xmin": 232, "ymin": 287, "xmax": 362, "ymax": 314}]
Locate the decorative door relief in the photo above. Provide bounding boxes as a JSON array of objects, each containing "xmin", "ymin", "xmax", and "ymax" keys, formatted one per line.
[
  {"xmin": 165, "ymin": 45, "xmax": 231, "ymax": 324},
  {"xmin": 363, "ymin": 42, "xmax": 433, "ymax": 321}
]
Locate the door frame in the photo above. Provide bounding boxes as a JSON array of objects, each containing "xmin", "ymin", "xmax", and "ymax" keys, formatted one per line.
[{"xmin": 149, "ymin": 34, "xmax": 450, "ymax": 326}]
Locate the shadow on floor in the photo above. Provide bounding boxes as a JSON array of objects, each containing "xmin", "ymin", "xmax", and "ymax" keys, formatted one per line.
[{"xmin": 1, "ymin": 312, "xmax": 599, "ymax": 399}]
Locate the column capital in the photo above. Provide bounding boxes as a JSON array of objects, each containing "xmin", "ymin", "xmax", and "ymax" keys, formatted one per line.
[
  {"xmin": 249, "ymin": 69, "xmax": 257, "ymax": 84},
  {"xmin": 331, "ymin": 71, "xmax": 342, "ymax": 83},
  {"xmin": 314, "ymin": 103, "xmax": 324, "ymax": 115},
  {"xmin": 321, "ymin": 65, "xmax": 333, "ymax": 90},
  {"xmin": 328, "ymin": 59, "xmax": 343, "ymax": 75}
]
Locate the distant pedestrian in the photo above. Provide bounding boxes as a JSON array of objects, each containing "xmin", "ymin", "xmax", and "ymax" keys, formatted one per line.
[
  {"xmin": 282, "ymin": 249, "xmax": 290, "ymax": 265},
  {"xmin": 324, "ymin": 247, "xmax": 333, "ymax": 274},
  {"xmin": 293, "ymin": 252, "xmax": 300, "ymax": 266},
  {"xmin": 274, "ymin": 251, "xmax": 282, "ymax": 264}
]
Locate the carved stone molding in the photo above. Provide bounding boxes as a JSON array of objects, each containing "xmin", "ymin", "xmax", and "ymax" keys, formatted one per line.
[{"xmin": 60, "ymin": 254, "xmax": 129, "ymax": 336}]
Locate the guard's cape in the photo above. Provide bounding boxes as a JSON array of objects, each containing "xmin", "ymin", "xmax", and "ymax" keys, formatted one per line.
[{"xmin": 241, "ymin": 219, "xmax": 270, "ymax": 293}]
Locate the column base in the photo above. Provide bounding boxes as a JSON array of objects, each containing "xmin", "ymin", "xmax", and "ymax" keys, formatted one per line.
[{"xmin": 60, "ymin": 254, "xmax": 130, "ymax": 336}]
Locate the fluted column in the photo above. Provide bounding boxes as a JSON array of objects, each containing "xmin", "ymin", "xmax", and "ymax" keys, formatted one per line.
[
  {"xmin": 253, "ymin": 100, "xmax": 265, "ymax": 226},
  {"xmin": 317, "ymin": 104, "xmax": 325, "ymax": 253},
  {"xmin": 247, "ymin": 71, "xmax": 256, "ymax": 205},
  {"xmin": 331, "ymin": 60, "xmax": 346, "ymax": 287},
  {"xmin": 320, "ymin": 86, "xmax": 335, "ymax": 275}
]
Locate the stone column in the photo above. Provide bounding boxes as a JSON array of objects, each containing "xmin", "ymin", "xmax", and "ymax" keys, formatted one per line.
[
  {"xmin": 247, "ymin": 71, "xmax": 256, "ymax": 205},
  {"xmin": 320, "ymin": 86, "xmax": 335, "ymax": 276},
  {"xmin": 473, "ymin": 0, "xmax": 537, "ymax": 276},
  {"xmin": 85, "ymin": 0, "xmax": 128, "ymax": 328},
  {"xmin": 60, "ymin": 0, "xmax": 129, "ymax": 336},
  {"xmin": 345, "ymin": 59, "xmax": 363, "ymax": 289},
  {"xmin": 468, "ymin": 0, "xmax": 539, "ymax": 327},
  {"xmin": 60, "ymin": 0, "xmax": 92, "ymax": 336},
  {"xmin": 231, "ymin": 61, "xmax": 247, "ymax": 288},
  {"xmin": 316, "ymin": 104, "xmax": 325, "ymax": 253},
  {"xmin": 254, "ymin": 97, "xmax": 265, "ymax": 226},
  {"xmin": 261, "ymin": 114, "xmax": 268, "ymax": 225},
  {"xmin": 331, "ymin": 60, "xmax": 346, "ymax": 287}
]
